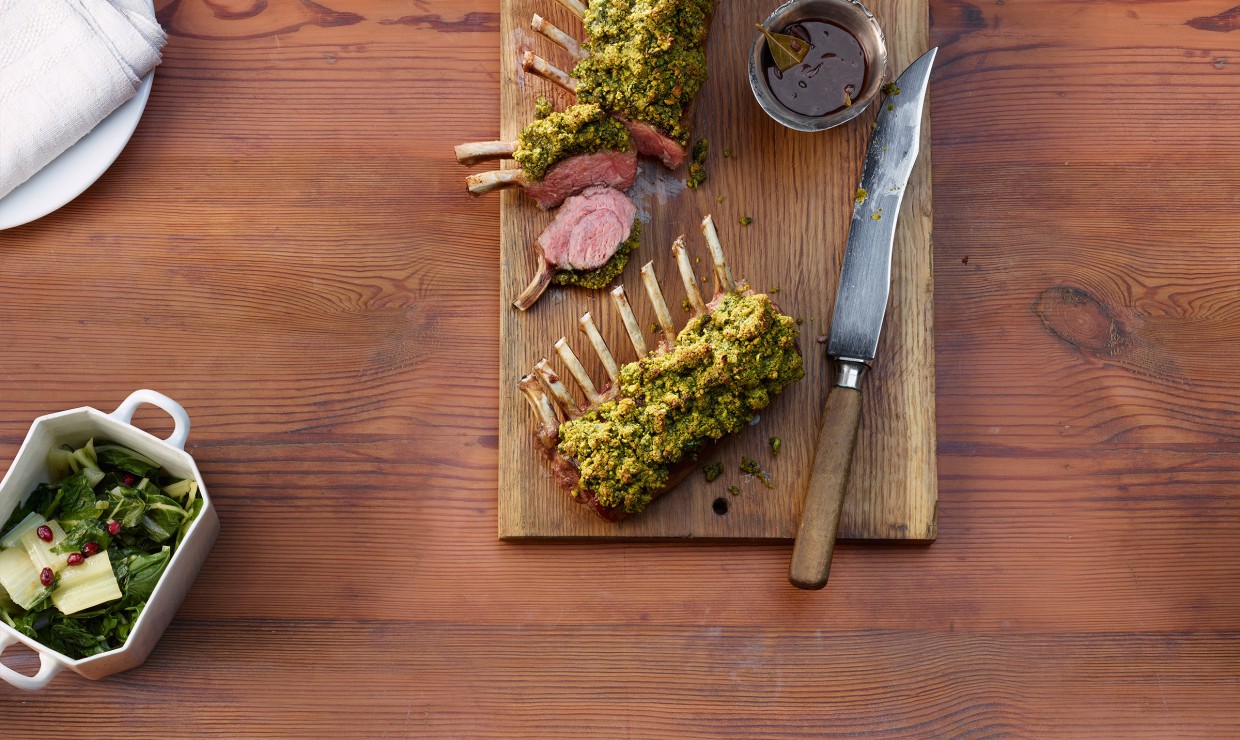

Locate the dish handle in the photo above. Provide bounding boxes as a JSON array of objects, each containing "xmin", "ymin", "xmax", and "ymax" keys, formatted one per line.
[
  {"xmin": 0, "ymin": 633, "xmax": 64, "ymax": 690},
  {"xmin": 109, "ymin": 389, "xmax": 191, "ymax": 450}
]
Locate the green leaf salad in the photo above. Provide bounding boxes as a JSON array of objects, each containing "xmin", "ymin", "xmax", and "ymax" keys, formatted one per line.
[{"xmin": 0, "ymin": 439, "xmax": 201, "ymax": 659}]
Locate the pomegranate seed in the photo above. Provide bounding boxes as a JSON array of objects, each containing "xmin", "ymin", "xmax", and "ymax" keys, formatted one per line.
[
  {"xmin": 121, "ymin": 473, "xmax": 138, "ymax": 487},
  {"xmin": 39, "ymin": 568, "xmax": 53, "ymax": 587},
  {"xmin": 107, "ymin": 520, "xmax": 121, "ymax": 536},
  {"xmin": 36, "ymin": 524, "xmax": 53, "ymax": 542},
  {"xmin": 82, "ymin": 542, "xmax": 101, "ymax": 557},
  {"xmin": 66, "ymin": 552, "xmax": 84, "ymax": 566}
]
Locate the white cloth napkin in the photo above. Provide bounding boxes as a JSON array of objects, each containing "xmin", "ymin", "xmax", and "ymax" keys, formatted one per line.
[{"xmin": 0, "ymin": 0, "xmax": 165, "ymax": 198}]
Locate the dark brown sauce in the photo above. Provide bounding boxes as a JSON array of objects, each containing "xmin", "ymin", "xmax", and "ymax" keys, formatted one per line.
[{"xmin": 764, "ymin": 19, "xmax": 867, "ymax": 117}]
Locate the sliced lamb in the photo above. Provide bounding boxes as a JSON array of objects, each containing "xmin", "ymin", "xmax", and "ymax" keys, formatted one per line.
[
  {"xmin": 514, "ymin": 185, "xmax": 639, "ymax": 311},
  {"xmin": 615, "ymin": 117, "xmax": 687, "ymax": 170},
  {"xmin": 524, "ymin": 149, "xmax": 637, "ymax": 209}
]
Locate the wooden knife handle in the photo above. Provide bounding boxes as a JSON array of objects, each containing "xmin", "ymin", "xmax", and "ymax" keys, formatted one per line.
[{"xmin": 789, "ymin": 385, "xmax": 863, "ymax": 590}]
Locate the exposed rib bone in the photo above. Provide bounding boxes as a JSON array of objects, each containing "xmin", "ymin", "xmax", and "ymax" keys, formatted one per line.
[
  {"xmin": 610, "ymin": 285, "xmax": 648, "ymax": 359},
  {"xmin": 520, "ymin": 373, "xmax": 560, "ymax": 428},
  {"xmin": 554, "ymin": 338, "xmax": 601, "ymax": 405},
  {"xmin": 454, "ymin": 140, "xmax": 518, "ymax": 166},
  {"xmin": 640, "ymin": 261, "xmax": 677, "ymax": 346},
  {"xmin": 522, "ymin": 51, "xmax": 579, "ymax": 94},
  {"xmin": 578, "ymin": 312, "xmax": 620, "ymax": 382},
  {"xmin": 535, "ymin": 358, "xmax": 580, "ymax": 417},
  {"xmin": 701, "ymin": 214, "xmax": 736, "ymax": 294},
  {"xmin": 514, "ymin": 246, "xmax": 553, "ymax": 311},
  {"xmin": 554, "ymin": 0, "xmax": 587, "ymax": 18},
  {"xmin": 532, "ymin": 14, "xmax": 586, "ymax": 61},
  {"xmin": 467, "ymin": 168, "xmax": 525, "ymax": 196},
  {"xmin": 672, "ymin": 236, "xmax": 707, "ymax": 316}
]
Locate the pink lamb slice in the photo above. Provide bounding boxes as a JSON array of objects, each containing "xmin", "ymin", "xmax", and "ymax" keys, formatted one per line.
[
  {"xmin": 616, "ymin": 117, "xmax": 687, "ymax": 170},
  {"xmin": 525, "ymin": 149, "xmax": 638, "ymax": 210},
  {"xmin": 537, "ymin": 185, "xmax": 637, "ymax": 272}
]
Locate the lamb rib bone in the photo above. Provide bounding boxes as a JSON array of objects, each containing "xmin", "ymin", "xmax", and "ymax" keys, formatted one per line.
[
  {"xmin": 454, "ymin": 140, "xmax": 517, "ymax": 166},
  {"xmin": 467, "ymin": 168, "xmax": 525, "ymax": 196},
  {"xmin": 554, "ymin": 0, "xmax": 586, "ymax": 18},
  {"xmin": 534, "ymin": 358, "xmax": 579, "ymax": 417},
  {"xmin": 522, "ymin": 51, "xmax": 578, "ymax": 94},
  {"xmin": 640, "ymin": 260, "xmax": 676, "ymax": 347},
  {"xmin": 700, "ymin": 214, "xmax": 736, "ymax": 293},
  {"xmin": 578, "ymin": 312, "xmax": 620, "ymax": 382},
  {"xmin": 519, "ymin": 373, "xmax": 560, "ymax": 431},
  {"xmin": 554, "ymin": 337, "xmax": 601, "ymax": 405},
  {"xmin": 514, "ymin": 243, "xmax": 554, "ymax": 312},
  {"xmin": 532, "ymin": 14, "xmax": 586, "ymax": 61},
  {"xmin": 609, "ymin": 285, "xmax": 648, "ymax": 359},
  {"xmin": 672, "ymin": 236, "xmax": 707, "ymax": 316}
]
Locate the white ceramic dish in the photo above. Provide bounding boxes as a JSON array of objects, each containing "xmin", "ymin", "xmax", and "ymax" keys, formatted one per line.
[
  {"xmin": 0, "ymin": 68, "xmax": 155, "ymax": 231},
  {"xmin": 0, "ymin": 390, "xmax": 218, "ymax": 690}
]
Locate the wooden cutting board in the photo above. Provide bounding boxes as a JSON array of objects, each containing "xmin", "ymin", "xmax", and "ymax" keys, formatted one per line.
[{"xmin": 495, "ymin": 0, "xmax": 936, "ymax": 540}]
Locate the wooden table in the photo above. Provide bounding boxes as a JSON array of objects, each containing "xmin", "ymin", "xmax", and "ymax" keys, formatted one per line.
[{"xmin": 2, "ymin": 0, "xmax": 1238, "ymax": 735}]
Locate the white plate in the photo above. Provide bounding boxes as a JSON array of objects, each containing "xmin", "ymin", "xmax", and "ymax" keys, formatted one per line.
[{"xmin": 0, "ymin": 68, "xmax": 154, "ymax": 231}]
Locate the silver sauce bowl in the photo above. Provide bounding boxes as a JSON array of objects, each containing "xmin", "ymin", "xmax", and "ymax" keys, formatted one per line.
[{"xmin": 749, "ymin": 0, "xmax": 889, "ymax": 132}]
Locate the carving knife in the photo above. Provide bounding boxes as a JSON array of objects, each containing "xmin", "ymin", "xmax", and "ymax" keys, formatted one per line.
[{"xmin": 789, "ymin": 47, "xmax": 938, "ymax": 590}]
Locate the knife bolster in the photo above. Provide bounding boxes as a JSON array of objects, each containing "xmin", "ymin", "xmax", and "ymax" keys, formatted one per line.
[{"xmin": 833, "ymin": 358, "xmax": 869, "ymax": 390}]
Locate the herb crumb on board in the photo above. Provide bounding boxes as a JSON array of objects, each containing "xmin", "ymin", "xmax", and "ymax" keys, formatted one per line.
[
  {"xmin": 686, "ymin": 138, "xmax": 708, "ymax": 189},
  {"xmin": 702, "ymin": 462, "xmax": 723, "ymax": 482},
  {"xmin": 739, "ymin": 456, "xmax": 775, "ymax": 489}
]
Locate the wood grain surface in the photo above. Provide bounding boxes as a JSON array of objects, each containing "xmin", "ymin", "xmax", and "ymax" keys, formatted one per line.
[
  {"xmin": 0, "ymin": 0, "xmax": 1238, "ymax": 736},
  {"xmin": 497, "ymin": 0, "xmax": 938, "ymax": 541}
]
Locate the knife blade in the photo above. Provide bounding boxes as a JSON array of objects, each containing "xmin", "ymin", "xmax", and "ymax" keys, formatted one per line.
[{"xmin": 789, "ymin": 47, "xmax": 938, "ymax": 590}]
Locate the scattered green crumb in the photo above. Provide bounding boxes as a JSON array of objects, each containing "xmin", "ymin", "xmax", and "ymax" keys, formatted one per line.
[
  {"xmin": 533, "ymin": 95, "xmax": 554, "ymax": 119},
  {"xmin": 739, "ymin": 456, "xmax": 775, "ymax": 489},
  {"xmin": 843, "ymin": 92, "xmax": 852, "ymax": 107},
  {"xmin": 855, "ymin": 187, "xmax": 868, "ymax": 205},
  {"xmin": 686, "ymin": 138, "xmax": 709, "ymax": 189},
  {"xmin": 682, "ymin": 298, "xmax": 692, "ymax": 312},
  {"xmin": 703, "ymin": 462, "xmax": 723, "ymax": 482},
  {"xmin": 650, "ymin": 322, "xmax": 659, "ymax": 333},
  {"xmin": 716, "ymin": 195, "xmax": 724, "ymax": 203},
  {"xmin": 871, "ymin": 213, "xmax": 881, "ymax": 220},
  {"xmin": 739, "ymin": 215, "xmax": 753, "ymax": 226},
  {"xmin": 553, "ymin": 221, "xmax": 640, "ymax": 289},
  {"xmin": 887, "ymin": 101, "xmax": 895, "ymax": 111},
  {"xmin": 768, "ymin": 287, "xmax": 780, "ymax": 294},
  {"xmin": 727, "ymin": 485, "xmax": 741, "ymax": 496},
  {"xmin": 770, "ymin": 436, "xmax": 782, "ymax": 457},
  {"xmin": 882, "ymin": 82, "xmax": 902, "ymax": 96},
  {"xmin": 723, "ymin": 148, "xmax": 732, "ymax": 158},
  {"xmin": 796, "ymin": 318, "xmax": 803, "ymax": 325}
]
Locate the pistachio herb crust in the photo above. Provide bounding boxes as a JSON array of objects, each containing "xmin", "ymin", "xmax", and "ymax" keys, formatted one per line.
[
  {"xmin": 514, "ymin": 103, "xmax": 632, "ymax": 181},
  {"xmin": 575, "ymin": 0, "xmax": 713, "ymax": 145},
  {"xmin": 553, "ymin": 221, "xmax": 641, "ymax": 289},
  {"xmin": 557, "ymin": 292, "xmax": 804, "ymax": 513}
]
